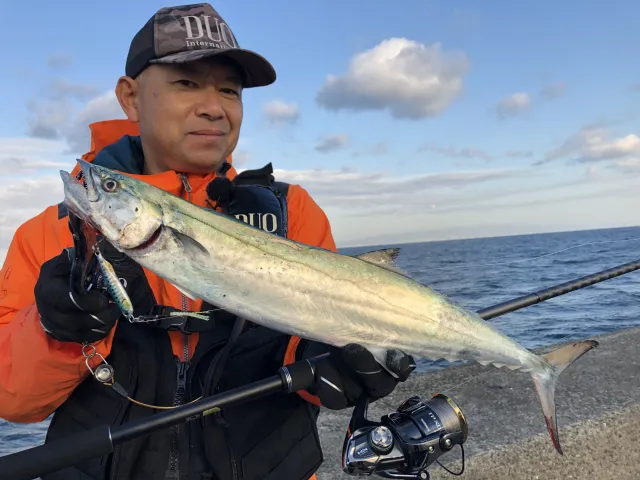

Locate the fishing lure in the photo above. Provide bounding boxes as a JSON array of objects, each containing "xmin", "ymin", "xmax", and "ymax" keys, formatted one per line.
[
  {"xmin": 94, "ymin": 246, "xmax": 135, "ymax": 321},
  {"xmin": 92, "ymin": 244, "xmax": 212, "ymax": 324}
]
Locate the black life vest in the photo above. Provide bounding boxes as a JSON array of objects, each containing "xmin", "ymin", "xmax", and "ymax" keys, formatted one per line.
[{"xmin": 46, "ymin": 163, "xmax": 324, "ymax": 480}]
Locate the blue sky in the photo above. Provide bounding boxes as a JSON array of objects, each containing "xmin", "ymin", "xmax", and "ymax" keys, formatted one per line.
[{"xmin": 1, "ymin": 0, "xmax": 639, "ymax": 259}]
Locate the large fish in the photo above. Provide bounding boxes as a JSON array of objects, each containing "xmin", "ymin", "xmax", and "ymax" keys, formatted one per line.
[{"xmin": 60, "ymin": 159, "xmax": 598, "ymax": 455}]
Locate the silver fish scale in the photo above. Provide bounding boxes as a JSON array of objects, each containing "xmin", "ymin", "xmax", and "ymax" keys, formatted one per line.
[{"xmin": 151, "ymin": 219, "xmax": 532, "ymax": 371}]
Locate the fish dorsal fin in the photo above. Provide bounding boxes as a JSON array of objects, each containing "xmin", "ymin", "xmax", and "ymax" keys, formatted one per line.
[{"xmin": 354, "ymin": 248, "xmax": 408, "ymax": 276}]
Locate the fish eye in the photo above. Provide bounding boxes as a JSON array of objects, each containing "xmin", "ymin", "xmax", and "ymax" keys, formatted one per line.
[{"xmin": 102, "ymin": 179, "xmax": 118, "ymax": 192}]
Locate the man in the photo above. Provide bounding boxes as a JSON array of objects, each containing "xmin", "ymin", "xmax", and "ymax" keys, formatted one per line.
[{"xmin": 0, "ymin": 4, "xmax": 414, "ymax": 480}]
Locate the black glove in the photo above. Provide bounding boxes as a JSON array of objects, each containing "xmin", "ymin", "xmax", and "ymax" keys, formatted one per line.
[
  {"xmin": 304, "ymin": 343, "xmax": 416, "ymax": 410},
  {"xmin": 34, "ymin": 247, "xmax": 131, "ymax": 344}
]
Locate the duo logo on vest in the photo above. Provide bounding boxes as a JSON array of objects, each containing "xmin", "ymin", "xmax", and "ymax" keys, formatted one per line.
[{"xmin": 234, "ymin": 213, "xmax": 278, "ymax": 233}]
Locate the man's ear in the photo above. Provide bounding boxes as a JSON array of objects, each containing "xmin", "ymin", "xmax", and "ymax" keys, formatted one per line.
[{"xmin": 115, "ymin": 75, "xmax": 140, "ymax": 123}]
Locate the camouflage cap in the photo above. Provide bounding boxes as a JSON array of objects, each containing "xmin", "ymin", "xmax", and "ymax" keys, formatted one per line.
[{"xmin": 125, "ymin": 3, "xmax": 276, "ymax": 88}]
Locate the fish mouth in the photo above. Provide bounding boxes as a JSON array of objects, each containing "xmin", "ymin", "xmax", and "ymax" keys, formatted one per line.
[
  {"xmin": 126, "ymin": 225, "xmax": 163, "ymax": 253},
  {"xmin": 60, "ymin": 170, "xmax": 91, "ymax": 220},
  {"xmin": 61, "ymin": 160, "xmax": 165, "ymax": 254},
  {"xmin": 59, "ymin": 160, "xmax": 100, "ymax": 213},
  {"xmin": 77, "ymin": 161, "xmax": 100, "ymax": 202}
]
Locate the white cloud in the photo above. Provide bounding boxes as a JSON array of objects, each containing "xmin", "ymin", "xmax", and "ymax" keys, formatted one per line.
[
  {"xmin": 0, "ymin": 137, "xmax": 70, "ymax": 174},
  {"xmin": 3, "ymin": 73, "xmax": 637, "ymax": 257},
  {"xmin": 611, "ymin": 157, "xmax": 640, "ymax": 173},
  {"xmin": 48, "ymin": 79, "xmax": 100, "ymax": 101},
  {"xmin": 231, "ymin": 149, "xmax": 251, "ymax": 167},
  {"xmin": 351, "ymin": 142, "xmax": 388, "ymax": 157},
  {"xmin": 277, "ymin": 165, "xmax": 518, "ymax": 189},
  {"xmin": 26, "ymin": 96, "xmax": 75, "ymax": 139},
  {"xmin": 275, "ymin": 165, "xmax": 529, "ymax": 213},
  {"xmin": 1, "ymin": 84, "xmax": 125, "ymax": 264},
  {"xmin": 1, "ymin": 155, "xmax": 637, "ymax": 263},
  {"xmin": 0, "ymin": 135, "xmax": 80, "ymax": 265},
  {"xmin": 26, "ymin": 83, "xmax": 126, "ymax": 154},
  {"xmin": 274, "ymin": 163, "xmax": 639, "ymax": 246},
  {"xmin": 47, "ymin": 53, "xmax": 74, "ymax": 69},
  {"xmin": 542, "ymin": 124, "xmax": 640, "ymax": 166},
  {"xmin": 0, "ymin": 175, "xmax": 65, "ymax": 266},
  {"xmin": 64, "ymin": 91, "xmax": 126, "ymax": 153},
  {"xmin": 315, "ymin": 133, "xmax": 349, "ymax": 153},
  {"xmin": 495, "ymin": 93, "xmax": 531, "ymax": 118},
  {"xmin": 263, "ymin": 100, "xmax": 300, "ymax": 124},
  {"xmin": 366, "ymin": 142, "xmax": 388, "ymax": 155},
  {"xmin": 0, "ymin": 161, "xmax": 522, "ymax": 265},
  {"xmin": 539, "ymin": 82, "xmax": 567, "ymax": 101},
  {"xmin": 505, "ymin": 150, "xmax": 533, "ymax": 158},
  {"xmin": 316, "ymin": 38, "xmax": 469, "ymax": 119},
  {"xmin": 420, "ymin": 143, "xmax": 493, "ymax": 162}
]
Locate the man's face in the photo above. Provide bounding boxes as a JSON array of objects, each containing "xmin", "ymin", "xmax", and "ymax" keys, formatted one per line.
[{"xmin": 119, "ymin": 58, "xmax": 244, "ymax": 174}]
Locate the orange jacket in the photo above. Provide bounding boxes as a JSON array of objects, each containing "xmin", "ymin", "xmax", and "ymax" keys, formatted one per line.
[{"xmin": 0, "ymin": 119, "xmax": 336, "ymax": 426}]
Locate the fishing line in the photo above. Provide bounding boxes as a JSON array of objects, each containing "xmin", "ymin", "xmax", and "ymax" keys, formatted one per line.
[{"xmin": 421, "ymin": 236, "xmax": 640, "ymax": 272}]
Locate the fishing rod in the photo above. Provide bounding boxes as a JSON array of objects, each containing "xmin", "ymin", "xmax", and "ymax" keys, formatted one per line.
[
  {"xmin": 477, "ymin": 258, "xmax": 640, "ymax": 320},
  {"xmin": 0, "ymin": 258, "xmax": 638, "ymax": 480},
  {"xmin": 0, "ymin": 356, "xmax": 324, "ymax": 480}
]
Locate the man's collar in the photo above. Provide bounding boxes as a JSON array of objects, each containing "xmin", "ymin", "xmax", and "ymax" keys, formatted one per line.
[
  {"xmin": 85, "ymin": 120, "xmax": 142, "ymax": 161},
  {"xmin": 92, "ymin": 134, "xmax": 146, "ymax": 174}
]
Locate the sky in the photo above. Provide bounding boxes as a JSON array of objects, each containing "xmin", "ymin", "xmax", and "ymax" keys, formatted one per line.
[{"xmin": 1, "ymin": 0, "xmax": 639, "ymax": 264}]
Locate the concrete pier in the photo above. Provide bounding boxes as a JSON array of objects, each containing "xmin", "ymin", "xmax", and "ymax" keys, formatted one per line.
[{"xmin": 314, "ymin": 326, "xmax": 640, "ymax": 480}]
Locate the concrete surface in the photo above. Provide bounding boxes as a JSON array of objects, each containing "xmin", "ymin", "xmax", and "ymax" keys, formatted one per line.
[
  {"xmin": 427, "ymin": 402, "xmax": 640, "ymax": 480},
  {"xmin": 314, "ymin": 326, "xmax": 640, "ymax": 479}
]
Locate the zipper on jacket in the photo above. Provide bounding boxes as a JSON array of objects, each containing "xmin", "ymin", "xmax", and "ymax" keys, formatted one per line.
[
  {"xmin": 166, "ymin": 174, "xmax": 194, "ymax": 479},
  {"xmin": 110, "ymin": 445, "xmax": 121, "ymax": 480},
  {"xmin": 167, "ymin": 349, "xmax": 190, "ymax": 478}
]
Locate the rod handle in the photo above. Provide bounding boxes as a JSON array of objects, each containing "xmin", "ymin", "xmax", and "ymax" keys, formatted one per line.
[
  {"xmin": 0, "ymin": 424, "xmax": 113, "ymax": 480},
  {"xmin": 280, "ymin": 352, "xmax": 329, "ymax": 392}
]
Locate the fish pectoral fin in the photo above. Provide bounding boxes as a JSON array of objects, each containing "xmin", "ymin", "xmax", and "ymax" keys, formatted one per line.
[
  {"xmin": 167, "ymin": 226, "xmax": 210, "ymax": 257},
  {"xmin": 354, "ymin": 248, "xmax": 409, "ymax": 277}
]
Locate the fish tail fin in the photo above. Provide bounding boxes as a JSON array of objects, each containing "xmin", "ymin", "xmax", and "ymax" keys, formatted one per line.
[{"xmin": 530, "ymin": 339, "xmax": 599, "ymax": 455}]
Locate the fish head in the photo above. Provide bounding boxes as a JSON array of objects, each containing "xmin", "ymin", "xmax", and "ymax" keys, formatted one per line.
[{"xmin": 60, "ymin": 160, "xmax": 164, "ymax": 252}]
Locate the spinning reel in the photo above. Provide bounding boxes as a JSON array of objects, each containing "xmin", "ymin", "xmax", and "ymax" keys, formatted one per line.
[{"xmin": 342, "ymin": 393, "xmax": 468, "ymax": 479}]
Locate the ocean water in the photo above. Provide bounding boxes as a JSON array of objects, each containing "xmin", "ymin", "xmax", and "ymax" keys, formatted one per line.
[
  {"xmin": 1, "ymin": 226, "xmax": 640, "ymax": 463},
  {"xmin": 341, "ymin": 225, "xmax": 640, "ymax": 372}
]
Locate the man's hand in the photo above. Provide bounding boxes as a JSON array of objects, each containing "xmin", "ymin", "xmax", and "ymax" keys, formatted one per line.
[
  {"xmin": 34, "ymin": 249, "xmax": 122, "ymax": 344},
  {"xmin": 305, "ymin": 343, "xmax": 416, "ymax": 410}
]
